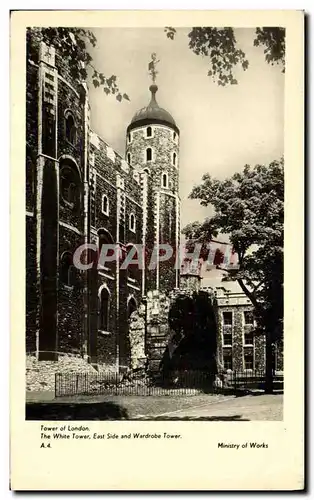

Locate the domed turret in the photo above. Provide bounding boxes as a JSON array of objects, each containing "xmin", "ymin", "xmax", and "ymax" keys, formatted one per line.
[
  {"xmin": 127, "ymin": 84, "xmax": 178, "ymax": 134},
  {"xmin": 125, "ymin": 78, "xmax": 180, "ymax": 294}
]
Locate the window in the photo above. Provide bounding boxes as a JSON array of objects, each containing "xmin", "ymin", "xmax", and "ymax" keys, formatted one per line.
[
  {"xmin": 126, "ymin": 244, "xmax": 139, "ymax": 281},
  {"xmin": 102, "ymin": 195, "xmax": 109, "ymax": 216},
  {"xmin": 223, "ymin": 352, "xmax": 233, "ymax": 371},
  {"xmin": 98, "ymin": 229, "xmax": 114, "ymax": 270},
  {"xmin": 222, "ymin": 311, "xmax": 232, "ymax": 346},
  {"xmin": 127, "ymin": 297, "xmax": 137, "ymax": 320},
  {"xmin": 223, "ymin": 312, "xmax": 233, "ymax": 325},
  {"xmin": 244, "ymin": 310, "xmax": 254, "ymax": 345},
  {"xmin": 129, "ymin": 213, "xmax": 136, "ymax": 232},
  {"xmin": 223, "ymin": 329, "xmax": 232, "ymax": 346},
  {"xmin": 99, "ymin": 287, "xmax": 110, "ymax": 332},
  {"xmin": 146, "ymin": 126, "xmax": 152, "ymax": 137},
  {"xmin": 244, "ymin": 330, "xmax": 254, "ymax": 345},
  {"xmin": 244, "ymin": 352, "xmax": 254, "ymax": 370},
  {"xmin": 173, "ymin": 152, "xmax": 177, "ymax": 166},
  {"xmin": 244, "ymin": 311, "xmax": 254, "ymax": 325},
  {"xmin": 65, "ymin": 112, "xmax": 76, "ymax": 144},
  {"xmin": 127, "ymin": 153, "xmax": 131, "ymax": 165},
  {"xmin": 143, "ymin": 168, "xmax": 149, "ymax": 175},
  {"xmin": 162, "ymin": 172, "xmax": 168, "ymax": 188},
  {"xmin": 60, "ymin": 252, "xmax": 74, "ymax": 287},
  {"xmin": 128, "ymin": 133, "xmax": 131, "ymax": 143},
  {"xmin": 60, "ymin": 164, "xmax": 80, "ymax": 209},
  {"xmin": 173, "ymin": 131, "xmax": 176, "ymax": 141},
  {"xmin": 146, "ymin": 148, "xmax": 152, "ymax": 162}
]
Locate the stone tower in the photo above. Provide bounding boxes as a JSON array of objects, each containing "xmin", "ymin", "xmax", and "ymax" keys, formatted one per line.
[{"xmin": 125, "ymin": 83, "xmax": 180, "ymax": 293}]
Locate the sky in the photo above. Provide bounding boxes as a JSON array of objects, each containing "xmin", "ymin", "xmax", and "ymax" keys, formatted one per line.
[{"xmin": 87, "ymin": 27, "xmax": 284, "ymax": 283}]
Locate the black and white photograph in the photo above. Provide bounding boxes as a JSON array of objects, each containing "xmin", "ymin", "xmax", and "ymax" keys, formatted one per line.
[
  {"xmin": 23, "ymin": 23, "xmax": 287, "ymax": 422},
  {"xmin": 8, "ymin": 8, "xmax": 305, "ymax": 491}
]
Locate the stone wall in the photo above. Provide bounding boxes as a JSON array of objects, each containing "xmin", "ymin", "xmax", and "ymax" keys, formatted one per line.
[
  {"xmin": 26, "ymin": 32, "xmax": 145, "ymax": 367},
  {"xmin": 26, "ymin": 353, "xmax": 117, "ymax": 392},
  {"xmin": 216, "ymin": 304, "xmax": 266, "ymax": 372},
  {"xmin": 128, "ymin": 288, "xmax": 218, "ymax": 372},
  {"xmin": 128, "ymin": 303, "xmax": 146, "ymax": 369},
  {"xmin": 126, "ymin": 124, "xmax": 180, "ymax": 292}
]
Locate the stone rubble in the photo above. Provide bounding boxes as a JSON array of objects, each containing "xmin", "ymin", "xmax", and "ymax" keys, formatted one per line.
[{"xmin": 26, "ymin": 354, "xmax": 117, "ymax": 392}]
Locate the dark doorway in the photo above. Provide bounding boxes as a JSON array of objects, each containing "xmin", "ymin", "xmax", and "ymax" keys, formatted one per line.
[{"xmin": 161, "ymin": 291, "xmax": 218, "ymax": 375}]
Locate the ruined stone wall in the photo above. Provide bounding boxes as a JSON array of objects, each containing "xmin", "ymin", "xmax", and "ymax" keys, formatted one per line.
[
  {"xmin": 128, "ymin": 303, "xmax": 146, "ymax": 369},
  {"xmin": 128, "ymin": 290, "xmax": 171, "ymax": 370},
  {"xmin": 128, "ymin": 286, "xmax": 266, "ymax": 375}
]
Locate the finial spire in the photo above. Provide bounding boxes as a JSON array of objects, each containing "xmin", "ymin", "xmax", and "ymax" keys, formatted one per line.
[{"xmin": 148, "ymin": 52, "xmax": 160, "ymax": 84}]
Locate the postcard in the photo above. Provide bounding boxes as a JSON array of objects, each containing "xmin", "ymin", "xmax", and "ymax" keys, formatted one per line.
[{"xmin": 10, "ymin": 9, "xmax": 304, "ymax": 490}]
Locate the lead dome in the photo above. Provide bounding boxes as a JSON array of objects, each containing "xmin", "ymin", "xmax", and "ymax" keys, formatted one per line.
[{"xmin": 127, "ymin": 84, "xmax": 178, "ymax": 134}]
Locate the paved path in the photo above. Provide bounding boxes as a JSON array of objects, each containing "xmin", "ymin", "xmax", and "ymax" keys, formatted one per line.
[
  {"xmin": 145, "ymin": 393, "xmax": 283, "ymax": 421},
  {"xmin": 26, "ymin": 391, "xmax": 283, "ymax": 421}
]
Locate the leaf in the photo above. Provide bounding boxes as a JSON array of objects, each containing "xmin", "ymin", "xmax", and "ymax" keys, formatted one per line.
[
  {"xmin": 80, "ymin": 68, "xmax": 87, "ymax": 80},
  {"xmin": 116, "ymin": 93, "xmax": 122, "ymax": 102},
  {"xmin": 123, "ymin": 93, "xmax": 130, "ymax": 101},
  {"xmin": 92, "ymin": 79, "xmax": 100, "ymax": 88}
]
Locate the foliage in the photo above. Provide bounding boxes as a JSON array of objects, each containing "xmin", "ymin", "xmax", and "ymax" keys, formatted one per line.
[
  {"xmin": 27, "ymin": 26, "xmax": 286, "ymax": 100},
  {"xmin": 183, "ymin": 158, "xmax": 284, "ymax": 347},
  {"xmin": 26, "ymin": 27, "xmax": 130, "ymax": 101},
  {"xmin": 254, "ymin": 27, "xmax": 286, "ymax": 69},
  {"xmin": 165, "ymin": 26, "xmax": 285, "ymax": 86}
]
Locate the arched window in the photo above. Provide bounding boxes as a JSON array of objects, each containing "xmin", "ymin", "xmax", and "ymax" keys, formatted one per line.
[
  {"xmin": 98, "ymin": 229, "xmax": 114, "ymax": 255},
  {"xmin": 60, "ymin": 252, "xmax": 74, "ymax": 287},
  {"xmin": 146, "ymin": 148, "xmax": 152, "ymax": 162},
  {"xmin": 125, "ymin": 244, "xmax": 138, "ymax": 282},
  {"xmin": 60, "ymin": 163, "xmax": 80, "ymax": 210},
  {"xmin": 162, "ymin": 172, "xmax": 168, "ymax": 188},
  {"xmin": 129, "ymin": 213, "xmax": 136, "ymax": 232},
  {"xmin": 173, "ymin": 131, "xmax": 177, "ymax": 141},
  {"xmin": 127, "ymin": 297, "xmax": 137, "ymax": 320},
  {"xmin": 99, "ymin": 287, "xmax": 110, "ymax": 332},
  {"xmin": 65, "ymin": 112, "xmax": 76, "ymax": 145},
  {"xmin": 143, "ymin": 168, "xmax": 149, "ymax": 175},
  {"xmin": 146, "ymin": 126, "xmax": 152, "ymax": 137},
  {"xmin": 173, "ymin": 152, "xmax": 177, "ymax": 166},
  {"xmin": 128, "ymin": 133, "xmax": 131, "ymax": 143},
  {"xmin": 102, "ymin": 195, "xmax": 109, "ymax": 216},
  {"xmin": 127, "ymin": 152, "xmax": 131, "ymax": 165}
]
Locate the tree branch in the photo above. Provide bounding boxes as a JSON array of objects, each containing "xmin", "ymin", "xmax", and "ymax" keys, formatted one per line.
[
  {"xmin": 236, "ymin": 278, "xmax": 266, "ymax": 315},
  {"xmin": 253, "ymin": 279, "xmax": 265, "ymax": 293}
]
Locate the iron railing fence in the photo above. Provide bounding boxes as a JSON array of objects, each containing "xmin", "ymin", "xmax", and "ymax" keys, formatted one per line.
[{"xmin": 55, "ymin": 369, "xmax": 284, "ymax": 398}]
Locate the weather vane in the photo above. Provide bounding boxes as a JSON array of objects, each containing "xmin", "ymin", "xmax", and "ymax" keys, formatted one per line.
[{"xmin": 148, "ymin": 53, "xmax": 160, "ymax": 84}]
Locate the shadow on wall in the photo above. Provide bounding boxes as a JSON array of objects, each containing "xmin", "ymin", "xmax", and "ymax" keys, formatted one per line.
[{"xmin": 160, "ymin": 291, "xmax": 218, "ymax": 374}]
